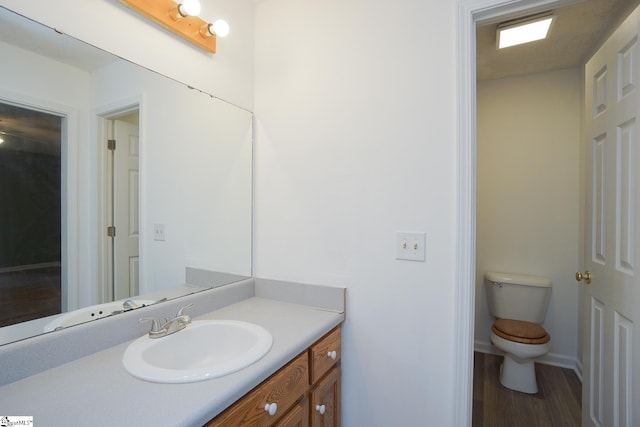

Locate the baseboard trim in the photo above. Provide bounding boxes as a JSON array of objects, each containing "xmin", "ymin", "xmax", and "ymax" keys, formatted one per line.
[
  {"xmin": 474, "ymin": 340, "xmax": 498, "ymax": 356},
  {"xmin": 574, "ymin": 359, "xmax": 583, "ymax": 382},
  {"xmin": 0, "ymin": 262, "xmax": 61, "ymax": 273},
  {"xmin": 474, "ymin": 340, "xmax": 582, "ymax": 380}
]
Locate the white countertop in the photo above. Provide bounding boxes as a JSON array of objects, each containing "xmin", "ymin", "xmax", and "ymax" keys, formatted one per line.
[{"xmin": 0, "ymin": 294, "xmax": 344, "ymax": 426}]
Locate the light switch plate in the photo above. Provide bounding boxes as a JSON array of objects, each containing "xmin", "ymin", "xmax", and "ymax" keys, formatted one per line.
[
  {"xmin": 395, "ymin": 232, "xmax": 426, "ymax": 262},
  {"xmin": 153, "ymin": 224, "xmax": 166, "ymax": 241}
]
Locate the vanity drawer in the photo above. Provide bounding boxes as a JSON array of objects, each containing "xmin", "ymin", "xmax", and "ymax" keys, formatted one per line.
[
  {"xmin": 309, "ymin": 326, "xmax": 341, "ymax": 384},
  {"xmin": 207, "ymin": 352, "xmax": 309, "ymax": 426}
]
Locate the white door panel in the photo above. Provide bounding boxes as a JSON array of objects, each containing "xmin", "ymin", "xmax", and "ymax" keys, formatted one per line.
[
  {"xmin": 583, "ymin": 7, "xmax": 640, "ymax": 427},
  {"xmin": 109, "ymin": 113, "xmax": 140, "ymax": 300},
  {"xmin": 115, "ymin": 117, "xmax": 139, "ymax": 299}
]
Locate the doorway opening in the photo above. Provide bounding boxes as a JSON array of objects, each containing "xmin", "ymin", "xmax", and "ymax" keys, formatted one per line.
[
  {"xmin": 458, "ymin": 0, "xmax": 640, "ymax": 425},
  {"xmin": 0, "ymin": 100, "xmax": 63, "ymax": 327}
]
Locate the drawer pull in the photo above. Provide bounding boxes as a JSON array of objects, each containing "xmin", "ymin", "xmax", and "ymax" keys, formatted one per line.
[
  {"xmin": 315, "ymin": 404, "xmax": 326, "ymax": 415},
  {"xmin": 327, "ymin": 350, "xmax": 337, "ymax": 360},
  {"xmin": 264, "ymin": 403, "xmax": 278, "ymax": 416}
]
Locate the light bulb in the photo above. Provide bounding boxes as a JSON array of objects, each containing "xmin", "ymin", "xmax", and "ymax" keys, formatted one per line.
[
  {"xmin": 212, "ymin": 19, "xmax": 230, "ymax": 37},
  {"xmin": 178, "ymin": 0, "xmax": 201, "ymax": 17}
]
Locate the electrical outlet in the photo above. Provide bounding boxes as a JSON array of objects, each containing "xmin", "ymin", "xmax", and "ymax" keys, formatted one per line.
[
  {"xmin": 153, "ymin": 224, "xmax": 166, "ymax": 241},
  {"xmin": 395, "ymin": 232, "xmax": 426, "ymax": 262}
]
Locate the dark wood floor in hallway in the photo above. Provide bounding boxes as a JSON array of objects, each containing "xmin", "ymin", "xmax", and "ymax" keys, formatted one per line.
[
  {"xmin": 0, "ymin": 266, "xmax": 61, "ymax": 327},
  {"xmin": 473, "ymin": 352, "xmax": 582, "ymax": 427}
]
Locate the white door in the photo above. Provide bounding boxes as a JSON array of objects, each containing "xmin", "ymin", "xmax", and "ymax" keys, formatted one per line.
[
  {"xmin": 111, "ymin": 112, "xmax": 140, "ymax": 300},
  {"xmin": 582, "ymin": 6, "xmax": 640, "ymax": 427}
]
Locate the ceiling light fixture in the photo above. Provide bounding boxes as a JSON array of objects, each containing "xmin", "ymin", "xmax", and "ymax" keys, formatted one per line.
[
  {"xmin": 119, "ymin": 0, "xmax": 230, "ymax": 53},
  {"xmin": 497, "ymin": 13, "xmax": 555, "ymax": 49}
]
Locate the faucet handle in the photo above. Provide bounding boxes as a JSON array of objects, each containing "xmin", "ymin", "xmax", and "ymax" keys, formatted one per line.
[
  {"xmin": 139, "ymin": 317, "xmax": 161, "ymax": 332},
  {"xmin": 176, "ymin": 303, "xmax": 193, "ymax": 317}
]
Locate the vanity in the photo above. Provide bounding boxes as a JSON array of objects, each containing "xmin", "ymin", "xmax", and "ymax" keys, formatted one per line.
[
  {"xmin": 0, "ymin": 278, "xmax": 345, "ymax": 426},
  {"xmin": 208, "ymin": 324, "xmax": 341, "ymax": 426}
]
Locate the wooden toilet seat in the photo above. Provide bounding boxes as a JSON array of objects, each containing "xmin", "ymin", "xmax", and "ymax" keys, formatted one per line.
[{"xmin": 491, "ymin": 318, "xmax": 550, "ymax": 345}]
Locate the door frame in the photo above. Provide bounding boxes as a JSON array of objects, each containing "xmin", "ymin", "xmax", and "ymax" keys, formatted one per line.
[
  {"xmin": 94, "ymin": 97, "xmax": 143, "ymax": 303},
  {"xmin": 455, "ymin": 0, "xmax": 580, "ymax": 424}
]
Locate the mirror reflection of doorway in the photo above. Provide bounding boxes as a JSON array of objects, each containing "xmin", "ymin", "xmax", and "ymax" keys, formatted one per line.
[
  {"xmin": 102, "ymin": 110, "xmax": 140, "ymax": 302},
  {"xmin": 0, "ymin": 101, "xmax": 63, "ymax": 327}
]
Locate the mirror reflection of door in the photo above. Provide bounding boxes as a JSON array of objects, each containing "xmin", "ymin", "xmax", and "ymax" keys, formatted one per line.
[
  {"xmin": 105, "ymin": 110, "xmax": 140, "ymax": 302},
  {"xmin": 0, "ymin": 101, "xmax": 63, "ymax": 326}
]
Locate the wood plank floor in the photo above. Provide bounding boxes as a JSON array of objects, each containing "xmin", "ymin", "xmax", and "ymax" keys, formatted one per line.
[
  {"xmin": 473, "ymin": 352, "xmax": 582, "ymax": 427},
  {"xmin": 0, "ymin": 266, "xmax": 61, "ymax": 327}
]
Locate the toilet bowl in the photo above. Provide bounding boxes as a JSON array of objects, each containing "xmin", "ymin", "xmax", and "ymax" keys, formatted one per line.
[
  {"xmin": 485, "ymin": 271, "xmax": 552, "ymax": 394},
  {"xmin": 490, "ymin": 318, "xmax": 550, "ymax": 393}
]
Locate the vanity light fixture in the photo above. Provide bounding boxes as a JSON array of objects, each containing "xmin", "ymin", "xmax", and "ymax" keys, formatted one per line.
[
  {"xmin": 174, "ymin": 0, "xmax": 201, "ymax": 18},
  {"xmin": 119, "ymin": 0, "xmax": 229, "ymax": 53},
  {"xmin": 200, "ymin": 19, "xmax": 230, "ymax": 38},
  {"xmin": 497, "ymin": 13, "xmax": 554, "ymax": 49}
]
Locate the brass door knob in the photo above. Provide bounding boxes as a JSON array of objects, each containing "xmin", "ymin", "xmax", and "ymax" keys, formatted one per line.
[{"xmin": 575, "ymin": 270, "xmax": 591, "ymax": 284}]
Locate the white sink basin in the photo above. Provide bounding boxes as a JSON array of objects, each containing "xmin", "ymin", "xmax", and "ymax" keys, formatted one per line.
[
  {"xmin": 122, "ymin": 320, "xmax": 273, "ymax": 383},
  {"xmin": 43, "ymin": 300, "xmax": 156, "ymax": 332}
]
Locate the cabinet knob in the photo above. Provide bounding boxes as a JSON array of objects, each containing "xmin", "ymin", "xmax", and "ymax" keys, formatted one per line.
[
  {"xmin": 264, "ymin": 402, "xmax": 278, "ymax": 416},
  {"xmin": 327, "ymin": 350, "xmax": 337, "ymax": 360},
  {"xmin": 315, "ymin": 404, "xmax": 326, "ymax": 415}
]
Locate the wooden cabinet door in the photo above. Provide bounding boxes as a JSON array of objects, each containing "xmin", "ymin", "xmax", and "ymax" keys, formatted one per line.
[
  {"xmin": 311, "ymin": 367, "xmax": 340, "ymax": 427},
  {"xmin": 275, "ymin": 394, "xmax": 310, "ymax": 427},
  {"xmin": 206, "ymin": 352, "xmax": 309, "ymax": 426}
]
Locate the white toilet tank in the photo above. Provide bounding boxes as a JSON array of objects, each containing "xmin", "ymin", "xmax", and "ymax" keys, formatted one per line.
[{"xmin": 485, "ymin": 271, "xmax": 552, "ymax": 324}]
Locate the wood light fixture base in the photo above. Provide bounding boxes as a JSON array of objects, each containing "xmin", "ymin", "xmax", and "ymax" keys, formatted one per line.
[{"xmin": 119, "ymin": 0, "xmax": 216, "ymax": 53}]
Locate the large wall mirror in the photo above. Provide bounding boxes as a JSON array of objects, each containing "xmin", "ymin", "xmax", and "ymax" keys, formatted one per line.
[{"xmin": 0, "ymin": 6, "xmax": 252, "ymax": 345}]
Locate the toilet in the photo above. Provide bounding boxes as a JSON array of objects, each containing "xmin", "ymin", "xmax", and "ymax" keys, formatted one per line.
[{"xmin": 485, "ymin": 271, "xmax": 552, "ymax": 394}]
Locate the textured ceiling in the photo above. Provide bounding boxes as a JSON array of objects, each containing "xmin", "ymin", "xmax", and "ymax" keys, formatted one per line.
[{"xmin": 477, "ymin": 0, "xmax": 640, "ymax": 80}]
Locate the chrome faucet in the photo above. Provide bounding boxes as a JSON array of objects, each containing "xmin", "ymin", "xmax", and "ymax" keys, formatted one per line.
[
  {"xmin": 111, "ymin": 299, "xmax": 140, "ymax": 315},
  {"xmin": 111, "ymin": 297, "xmax": 167, "ymax": 315},
  {"xmin": 139, "ymin": 303, "xmax": 193, "ymax": 339},
  {"xmin": 123, "ymin": 299, "xmax": 139, "ymax": 310}
]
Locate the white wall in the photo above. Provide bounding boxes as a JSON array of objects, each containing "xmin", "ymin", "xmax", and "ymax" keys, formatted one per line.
[
  {"xmin": 0, "ymin": 40, "xmax": 90, "ymax": 105},
  {"xmin": 0, "ymin": 0, "xmax": 255, "ymax": 110},
  {"xmin": 254, "ymin": 0, "xmax": 457, "ymax": 425},
  {"xmin": 475, "ymin": 68, "xmax": 581, "ymax": 366}
]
